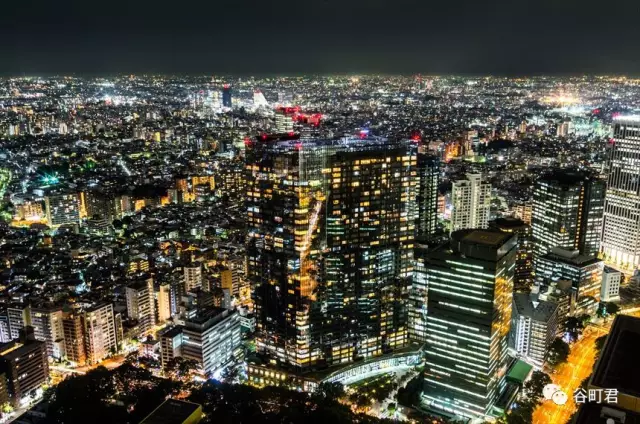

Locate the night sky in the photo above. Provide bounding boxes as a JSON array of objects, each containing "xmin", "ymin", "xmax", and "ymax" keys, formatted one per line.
[{"xmin": 1, "ymin": 0, "xmax": 639, "ymax": 75}]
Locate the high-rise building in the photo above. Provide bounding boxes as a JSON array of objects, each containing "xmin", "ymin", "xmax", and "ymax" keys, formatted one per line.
[
  {"xmin": 157, "ymin": 283, "xmax": 172, "ymax": 322},
  {"xmin": 490, "ymin": 218, "xmax": 534, "ymax": 293},
  {"xmin": 62, "ymin": 314, "xmax": 86, "ymax": 365},
  {"xmin": 450, "ymin": 173, "xmax": 491, "ymax": 233},
  {"xmin": 7, "ymin": 306, "xmax": 30, "ymax": 341},
  {"xmin": 180, "ymin": 308, "xmax": 241, "ymax": 375},
  {"xmin": 601, "ymin": 117, "xmax": 640, "ymax": 270},
  {"xmin": 159, "ymin": 326, "xmax": 183, "ymax": 372},
  {"xmin": 556, "ymin": 121, "xmax": 572, "ymax": 137},
  {"xmin": 222, "ymin": 84, "xmax": 232, "ymax": 108},
  {"xmin": 0, "ymin": 328, "xmax": 49, "ymax": 407},
  {"xmin": 409, "ymin": 246, "xmax": 429, "ymax": 343},
  {"xmin": 126, "ymin": 278, "xmax": 157, "ymax": 335},
  {"xmin": 535, "ymin": 247, "xmax": 603, "ymax": 298},
  {"xmin": 44, "ymin": 193, "xmax": 80, "ymax": 227},
  {"xmin": 601, "ymin": 266, "xmax": 622, "ymax": 302},
  {"xmin": 275, "ymin": 111, "xmax": 294, "ymax": 134},
  {"xmin": 415, "ymin": 148, "xmax": 440, "ymax": 241},
  {"xmin": 246, "ymin": 137, "xmax": 416, "ymax": 369},
  {"xmin": 30, "ymin": 307, "xmax": 65, "ymax": 359},
  {"xmin": 83, "ymin": 303, "xmax": 117, "ymax": 364},
  {"xmin": 184, "ymin": 265, "xmax": 203, "ymax": 292},
  {"xmin": 531, "ymin": 169, "xmax": 605, "ymax": 259},
  {"xmin": 0, "ymin": 316, "xmax": 11, "ymax": 344},
  {"xmin": 510, "ymin": 290, "xmax": 558, "ymax": 366},
  {"xmin": 538, "ymin": 279, "xmax": 576, "ymax": 335},
  {"xmin": 421, "ymin": 229, "xmax": 517, "ymax": 419}
]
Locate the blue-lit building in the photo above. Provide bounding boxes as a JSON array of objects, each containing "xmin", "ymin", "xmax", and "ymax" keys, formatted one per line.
[{"xmin": 222, "ymin": 85, "xmax": 232, "ymax": 108}]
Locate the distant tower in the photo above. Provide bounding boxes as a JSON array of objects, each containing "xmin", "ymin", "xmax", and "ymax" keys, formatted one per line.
[
  {"xmin": 222, "ymin": 84, "xmax": 232, "ymax": 108},
  {"xmin": 274, "ymin": 110, "xmax": 294, "ymax": 134},
  {"xmin": 450, "ymin": 173, "xmax": 491, "ymax": 233}
]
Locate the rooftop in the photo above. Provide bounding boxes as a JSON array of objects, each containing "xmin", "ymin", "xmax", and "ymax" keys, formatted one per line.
[
  {"xmin": 458, "ymin": 229, "xmax": 512, "ymax": 248},
  {"xmin": 513, "ymin": 293, "xmax": 558, "ymax": 322},
  {"xmin": 537, "ymin": 168, "xmax": 597, "ymax": 186},
  {"xmin": 544, "ymin": 247, "xmax": 602, "ymax": 267},
  {"xmin": 139, "ymin": 399, "xmax": 202, "ymax": 424}
]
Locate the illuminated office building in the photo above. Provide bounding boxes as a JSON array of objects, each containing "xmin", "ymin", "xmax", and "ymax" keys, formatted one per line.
[
  {"xmin": 601, "ymin": 117, "xmax": 640, "ymax": 270},
  {"xmin": 535, "ymin": 247, "xmax": 603, "ymax": 298},
  {"xmin": 409, "ymin": 246, "xmax": 429, "ymax": 343},
  {"xmin": 246, "ymin": 136, "xmax": 416, "ymax": 369},
  {"xmin": 490, "ymin": 217, "xmax": 533, "ymax": 293},
  {"xmin": 415, "ymin": 148, "xmax": 440, "ymax": 241},
  {"xmin": 422, "ymin": 230, "xmax": 516, "ymax": 419},
  {"xmin": 531, "ymin": 169, "xmax": 605, "ymax": 259}
]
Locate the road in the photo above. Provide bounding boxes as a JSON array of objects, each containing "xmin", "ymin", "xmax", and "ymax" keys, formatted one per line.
[{"xmin": 532, "ymin": 326, "xmax": 606, "ymax": 424}]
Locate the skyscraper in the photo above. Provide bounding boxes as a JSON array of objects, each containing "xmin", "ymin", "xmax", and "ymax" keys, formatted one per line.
[
  {"xmin": 601, "ymin": 117, "xmax": 640, "ymax": 270},
  {"xmin": 181, "ymin": 308, "xmax": 241, "ymax": 375},
  {"xmin": 422, "ymin": 229, "xmax": 516, "ymax": 419},
  {"xmin": 450, "ymin": 173, "xmax": 491, "ymax": 233},
  {"xmin": 415, "ymin": 148, "xmax": 440, "ymax": 241},
  {"xmin": 222, "ymin": 84, "xmax": 232, "ymax": 108},
  {"xmin": 490, "ymin": 217, "xmax": 534, "ymax": 293},
  {"xmin": 531, "ymin": 169, "xmax": 605, "ymax": 259},
  {"xmin": 409, "ymin": 246, "xmax": 429, "ymax": 343},
  {"xmin": 246, "ymin": 136, "xmax": 416, "ymax": 369}
]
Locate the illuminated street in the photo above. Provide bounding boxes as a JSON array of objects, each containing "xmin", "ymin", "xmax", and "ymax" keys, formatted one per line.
[{"xmin": 533, "ymin": 326, "xmax": 607, "ymax": 424}]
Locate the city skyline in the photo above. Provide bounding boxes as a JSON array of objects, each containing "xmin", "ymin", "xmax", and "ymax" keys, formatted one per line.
[{"xmin": 0, "ymin": 73, "xmax": 639, "ymax": 423}]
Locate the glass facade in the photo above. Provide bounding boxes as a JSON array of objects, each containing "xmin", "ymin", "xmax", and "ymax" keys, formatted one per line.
[
  {"xmin": 421, "ymin": 230, "xmax": 517, "ymax": 419},
  {"xmin": 601, "ymin": 119, "xmax": 640, "ymax": 270},
  {"xmin": 531, "ymin": 169, "xmax": 605, "ymax": 259},
  {"xmin": 246, "ymin": 137, "xmax": 418, "ymax": 369}
]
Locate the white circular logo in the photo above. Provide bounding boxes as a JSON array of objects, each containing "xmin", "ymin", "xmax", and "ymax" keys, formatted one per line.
[{"xmin": 543, "ymin": 384, "xmax": 568, "ymax": 405}]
